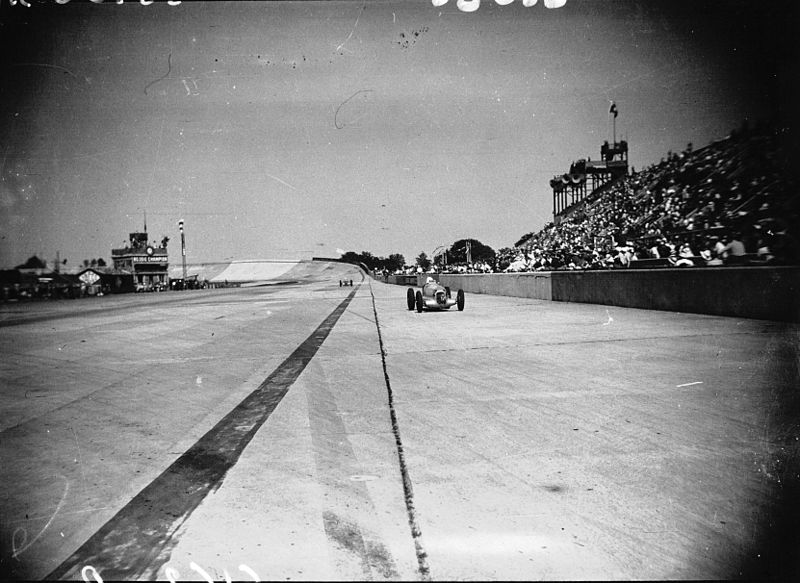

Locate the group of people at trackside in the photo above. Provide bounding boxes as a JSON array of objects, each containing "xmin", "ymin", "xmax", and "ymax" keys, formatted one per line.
[
  {"xmin": 506, "ymin": 122, "xmax": 797, "ymax": 272},
  {"xmin": 385, "ymin": 123, "xmax": 796, "ymax": 276}
]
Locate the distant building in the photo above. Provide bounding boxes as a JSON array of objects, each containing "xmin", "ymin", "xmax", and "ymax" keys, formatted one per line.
[
  {"xmin": 76, "ymin": 267, "xmax": 133, "ymax": 295},
  {"xmin": 111, "ymin": 229, "xmax": 169, "ymax": 291}
]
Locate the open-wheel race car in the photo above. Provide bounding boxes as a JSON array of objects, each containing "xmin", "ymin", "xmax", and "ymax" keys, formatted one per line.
[{"xmin": 407, "ymin": 277, "xmax": 465, "ymax": 313}]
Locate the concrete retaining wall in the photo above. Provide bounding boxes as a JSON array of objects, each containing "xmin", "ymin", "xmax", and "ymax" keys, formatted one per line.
[
  {"xmin": 415, "ymin": 272, "xmax": 553, "ymax": 301},
  {"xmin": 413, "ymin": 267, "xmax": 800, "ymax": 322},
  {"xmin": 384, "ymin": 274, "xmax": 418, "ymax": 286}
]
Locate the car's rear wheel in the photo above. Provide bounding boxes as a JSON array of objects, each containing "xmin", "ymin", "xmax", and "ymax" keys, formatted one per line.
[
  {"xmin": 457, "ymin": 289, "xmax": 465, "ymax": 311},
  {"xmin": 415, "ymin": 291, "xmax": 424, "ymax": 313},
  {"xmin": 406, "ymin": 287, "xmax": 416, "ymax": 310}
]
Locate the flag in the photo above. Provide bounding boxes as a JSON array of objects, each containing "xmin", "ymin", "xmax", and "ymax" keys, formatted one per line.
[{"xmin": 609, "ymin": 102, "xmax": 618, "ymax": 118}]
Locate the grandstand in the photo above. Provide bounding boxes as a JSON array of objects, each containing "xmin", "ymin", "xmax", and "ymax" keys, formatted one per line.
[
  {"xmin": 512, "ymin": 123, "xmax": 797, "ymax": 272},
  {"xmin": 550, "ymin": 139, "xmax": 629, "ymax": 218}
]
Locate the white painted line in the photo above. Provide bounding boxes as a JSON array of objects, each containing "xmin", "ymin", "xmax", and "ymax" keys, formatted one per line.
[
  {"xmin": 676, "ymin": 381, "xmax": 703, "ymax": 388},
  {"xmin": 349, "ymin": 474, "xmax": 378, "ymax": 482}
]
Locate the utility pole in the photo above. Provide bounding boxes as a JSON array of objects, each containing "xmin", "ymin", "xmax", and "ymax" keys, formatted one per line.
[{"xmin": 178, "ymin": 219, "xmax": 187, "ymax": 282}]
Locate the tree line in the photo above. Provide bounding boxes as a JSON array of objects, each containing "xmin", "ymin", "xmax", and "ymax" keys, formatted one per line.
[{"xmin": 339, "ymin": 238, "xmax": 521, "ymax": 272}]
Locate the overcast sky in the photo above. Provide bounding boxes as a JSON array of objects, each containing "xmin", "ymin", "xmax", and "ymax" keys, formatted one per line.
[{"xmin": 0, "ymin": 0, "xmax": 795, "ymax": 268}]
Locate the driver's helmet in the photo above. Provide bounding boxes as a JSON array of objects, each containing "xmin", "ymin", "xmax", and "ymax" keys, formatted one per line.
[{"xmin": 425, "ymin": 276, "xmax": 435, "ymax": 284}]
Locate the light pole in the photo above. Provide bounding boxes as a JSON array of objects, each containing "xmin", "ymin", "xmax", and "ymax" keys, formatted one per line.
[
  {"xmin": 178, "ymin": 219, "xmax": 187, "ymax": 282},
  {"xmin": 432, "ymin": 245, "xmax": 447, "ymax": 270}
]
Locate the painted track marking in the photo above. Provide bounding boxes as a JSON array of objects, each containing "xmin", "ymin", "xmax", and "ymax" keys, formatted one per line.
[{"xmin": 47, "ymin": 286, "xmax": 360, "ymax": 580}]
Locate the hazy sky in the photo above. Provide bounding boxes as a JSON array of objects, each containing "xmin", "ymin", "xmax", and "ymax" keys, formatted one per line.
[{"xmin": 0, "ymin": 0, "xmax": 795, "ymax": 268}]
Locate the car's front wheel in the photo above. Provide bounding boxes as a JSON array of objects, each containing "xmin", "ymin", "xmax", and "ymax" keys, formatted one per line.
[
  {"xmin": 457, "ymin": 289, "xmax": 465, "ymax": 311},
  {"xmin": 415, "ymin": 291, "xmax": 424, "ymax": 313},
  {"xmin": 407, "ymin": 287, "xmax": 416, "ymax": 310}
]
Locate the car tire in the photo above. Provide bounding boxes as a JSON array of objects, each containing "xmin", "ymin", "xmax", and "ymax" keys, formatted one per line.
[
  {"xmin": 457, "ymin": 289, "xmax": 465, "ymax": 311},
  {"xmin": 407, "ymin": 287, "xmax": 416, "ymax": 311},
  {"xmin": 445, "ymin": 286, "xmax": 451, "ymax": 299},
  {"xmin": 415, "ymin": 290, "xmax": 424, "ymax": 313}
]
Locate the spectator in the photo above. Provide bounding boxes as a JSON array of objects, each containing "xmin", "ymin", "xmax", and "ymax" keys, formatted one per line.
[
  {"xmin": 756, "ymin": 237, "xmax": 775, "ymax": 263},
  {"xmin": 656, "ymin": 238, "xmax": 672, "ymax": 260},
  {"xmin": 722, "ymin": 233, "xmax": 747, "ymax": 265},
  {"xmin": 674, "ymin": 242, "xmax": 696, "ymax": 267}
]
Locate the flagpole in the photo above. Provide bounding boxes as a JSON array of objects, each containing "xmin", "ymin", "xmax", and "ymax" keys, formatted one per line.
[
  {"xmin": 609, "ymin": 102, "xmax": 618, "ymax": 145},
  {"xmin": 178, "ymin": 219, "xmax": 187, "ymax": 282}
]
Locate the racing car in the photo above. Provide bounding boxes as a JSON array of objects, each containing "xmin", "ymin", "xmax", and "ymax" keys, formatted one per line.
[{"xmin": 407, "ymin": 277, "xmax": 465, "ymax": 312}]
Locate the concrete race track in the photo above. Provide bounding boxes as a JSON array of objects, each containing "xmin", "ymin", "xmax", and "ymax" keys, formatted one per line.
[{"xmin": 1, "ymin": 261, "xmax": 798, "ymax": 581}]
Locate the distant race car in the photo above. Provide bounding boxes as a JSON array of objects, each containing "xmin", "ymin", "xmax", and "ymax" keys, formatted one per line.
[{"xmin": 407, "ymin": 277, "xmax": 465, "ymax": 312}]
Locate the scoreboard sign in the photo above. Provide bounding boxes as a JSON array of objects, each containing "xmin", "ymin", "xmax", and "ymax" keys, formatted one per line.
[
  {"xmin": 133, "ymin": 256, "xmax": 167, "ymax": 263},
  {"xmin": 79, "ymin": 271, "xmax": 100, "ymax": 285}
]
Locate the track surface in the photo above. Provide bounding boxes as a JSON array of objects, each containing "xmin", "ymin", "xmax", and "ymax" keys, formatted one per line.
[{"xmin": 1, "ymin": 261, "xmax": 798, "ymax": 581}]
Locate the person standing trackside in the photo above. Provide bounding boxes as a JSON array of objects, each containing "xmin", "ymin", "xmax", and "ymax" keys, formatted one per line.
[{"xmin": 722, "ymin": 232, "xmax": 747, "ymax": 265}]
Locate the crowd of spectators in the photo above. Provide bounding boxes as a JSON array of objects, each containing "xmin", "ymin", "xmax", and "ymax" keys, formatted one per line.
[
  {"xmin": 508, "ymin": 123, "xmax": 798, "ymax": 272},
  {"xmin": 436, "ymin": 123, "xmax": 797, "ymax": 274}
]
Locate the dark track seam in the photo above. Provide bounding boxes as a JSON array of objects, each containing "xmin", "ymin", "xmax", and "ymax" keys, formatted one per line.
[
  {"xmin": 367, "ymin": 279, "xmax": 431, "ymax": 581},
  {"xmin": 46, "ymin": 286, "xmax": 360, "ymax": 581}
]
